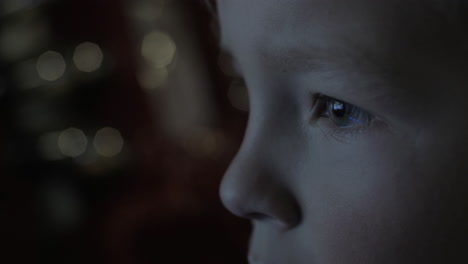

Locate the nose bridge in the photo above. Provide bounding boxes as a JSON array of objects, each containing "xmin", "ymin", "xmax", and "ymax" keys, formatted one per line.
[{"xmin": 219, "ymin": 122, "xmax": 301, "ymax": 228}]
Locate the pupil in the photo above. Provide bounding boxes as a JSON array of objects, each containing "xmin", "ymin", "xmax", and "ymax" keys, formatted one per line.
[{"xmin": 332, "ymin": 101, "xmax": 346, "ymax": 117}]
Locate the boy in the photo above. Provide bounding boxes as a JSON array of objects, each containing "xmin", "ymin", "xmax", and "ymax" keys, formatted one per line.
[{"xmin": 214, "ymin": 0, "xmax": 468, "ymax": 263}]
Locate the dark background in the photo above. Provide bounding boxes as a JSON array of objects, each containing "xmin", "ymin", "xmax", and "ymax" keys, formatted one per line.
[{"xmin": 0, "ymin": 0, "xmax": 250, "ymax": 263}]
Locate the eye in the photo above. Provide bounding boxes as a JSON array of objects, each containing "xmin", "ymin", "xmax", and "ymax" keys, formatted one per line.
[{"xmin": 319, "ymin": 96, "xmax": 373, "ymax": 129}]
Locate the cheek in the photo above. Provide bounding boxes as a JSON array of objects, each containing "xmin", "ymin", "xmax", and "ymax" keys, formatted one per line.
[{"xmin": 298, "ymin": 131, "xmax": 468, "ymax": 262}]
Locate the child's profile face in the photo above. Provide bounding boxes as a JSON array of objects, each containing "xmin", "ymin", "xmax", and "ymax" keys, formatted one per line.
[{"xmin": 217, "ymin": 0, "xmax": 468, "ymax": 263}]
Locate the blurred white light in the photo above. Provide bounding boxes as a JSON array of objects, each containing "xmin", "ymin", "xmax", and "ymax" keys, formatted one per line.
[
  {"xmin": 130, "ymin": 0, "xmax": 165, "ymax": 22},
  {"xmin": 58, "ymin": 128, "xmax": 88, "ymax": 158},
  {"xmin": 182, "ymin": 127, "xmax": 226, "ymax": 158},
  {"xmin": 37, "ymin": 132, "xmax": 65, "ymax": 161},
  {"xmin": 0, "ymin": 17, "xmax": 50, "ymax": 62},
  {"xmin": 137, "ymin": 66, "xmax": 168, "ymax": 92},
  {"xmin": 141, "ymin": 31, "xmax": 177, "ymax": 68},
  {"xmin": 1, "ymin": 0, "xmax": 39, "ymax": 15},
  {"xmin": 93, "ymin": 127, "xmax": 124, "ymax": 158},
  {"xmin": 36, "ymin": 51, "xmax": 66, "ymax": 81},
  {"xmin": 73, "ymin": 42, "xmax": 104, "ymax": 73}
]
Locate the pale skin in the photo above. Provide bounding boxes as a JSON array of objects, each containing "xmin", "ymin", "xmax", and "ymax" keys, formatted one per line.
[{"xmin": 216, "ymin": 0, "xmax": 468, "ymax": 263}]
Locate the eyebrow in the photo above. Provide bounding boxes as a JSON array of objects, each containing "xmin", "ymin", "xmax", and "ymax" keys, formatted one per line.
[
  {"xmin": 219, "ymin": 45, "xmax": 330, "ymax": 80},
  {"xmin": 220, "ymin": 39, "xmax": 385, "ymax": 79},
  {"xmin": 260, "ymin": 45, "xmax": 332, "ymax": 74},
  {"xmin": 219, "ymin": 40, "xmax": 405, "ymax": 106}
]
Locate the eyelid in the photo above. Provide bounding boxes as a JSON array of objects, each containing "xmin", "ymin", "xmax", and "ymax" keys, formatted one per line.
[
  {"xmin": 318, "ymin": 93, "xmax": 378, "ymax": 119},
  {"xmin": 308, "ymin": 93, "xmax": 326, "ymax": 121},
  {"xmin": 313, "ymin": 94, "xmax": 374, "ymax": 128}
]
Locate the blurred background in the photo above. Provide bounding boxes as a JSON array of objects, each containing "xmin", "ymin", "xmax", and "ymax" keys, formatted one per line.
[{"xmin": 0, "ymin": 0, "xmax": 251, "ymax": 263}]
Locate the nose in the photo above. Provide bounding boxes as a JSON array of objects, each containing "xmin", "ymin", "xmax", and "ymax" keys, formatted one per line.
[{"xmin": 219, "ymin": 148, "xmax": 301, "ymax": 229}]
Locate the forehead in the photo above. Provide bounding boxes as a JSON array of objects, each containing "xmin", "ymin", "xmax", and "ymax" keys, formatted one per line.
[
  {"xmin": 218, "ymin": 0, "xmax": 465, "ymax": 73},
  {"xmin": 218, "ymin": 0, "xmax": 390, "ymax": 46}
]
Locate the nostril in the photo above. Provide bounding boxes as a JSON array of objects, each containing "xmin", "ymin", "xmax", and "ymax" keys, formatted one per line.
[
  {"xmin": 247, "ymin": 210, "xmax": 301, "ymax": 230},
  {"xmin": 220, "ymin": 170, "xmax": 302, "ymax": 229}
]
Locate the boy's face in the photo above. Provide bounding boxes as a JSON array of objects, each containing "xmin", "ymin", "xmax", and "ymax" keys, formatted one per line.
[{"xmin": 218, "ymin": 0, "xmax": 468, "ymax": 263}]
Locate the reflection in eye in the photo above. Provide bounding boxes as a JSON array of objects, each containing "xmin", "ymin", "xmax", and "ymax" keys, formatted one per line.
[{"xmin": 322, "ymin": 97, "xmax": 372, "ymax": 129}]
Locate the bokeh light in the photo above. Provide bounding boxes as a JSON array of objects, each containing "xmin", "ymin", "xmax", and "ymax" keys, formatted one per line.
[
  {"xmin": 36, "ymin": 51, "xmax": 67, "ymax": 81},
  {"xmin": 141, "ymin": 30, "xmax": 177, "ymax": 68},
  {"xmin": 73, "ymin": 42, "xmax": 104, "ymax": 73},
  {"xmin": 0, "ymin": 16, "xmax": 49, "ymax": 62},
  {"xmin": 37, "ymin": 132, "xmax": 65, "ymax": 161},
  {"xmin": 58, "ymin": 128, "xmax": 88, "ymax": 158},
  {"xmin": 182, "ymin": 127, "xmax": 226, "ymax": 159},
  {"xmin": 3, "ymin": 1, "xmax": 251, "ymax": 263},
  {"xmin": 130, "ymin": 0, "xmax": 165, "ymax": 22},
  {"xmin": 1, "ymin": 0, "xmax": 40, "ymax": 15},
  {"xmin": 137, "ymin": 66, "xmax": 168, "ymax": 92},
  {"xmin": 93, "ymin": 127, "xmax": 124, "ymax": 158}
]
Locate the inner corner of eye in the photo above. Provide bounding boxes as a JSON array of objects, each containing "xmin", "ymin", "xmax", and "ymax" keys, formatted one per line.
[
  {"xmin": 309, "ymin": 94, "xmax": 329, "ymax": 118},
  {"xmin": 310, "ymin": 93, "xmax": 327, "ymax": 105}
]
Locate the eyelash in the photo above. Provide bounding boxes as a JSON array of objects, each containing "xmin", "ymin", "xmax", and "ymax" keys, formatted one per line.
[{"xmin": 314, "ymin": 95, "xmax": 374, "ymax": 141}]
